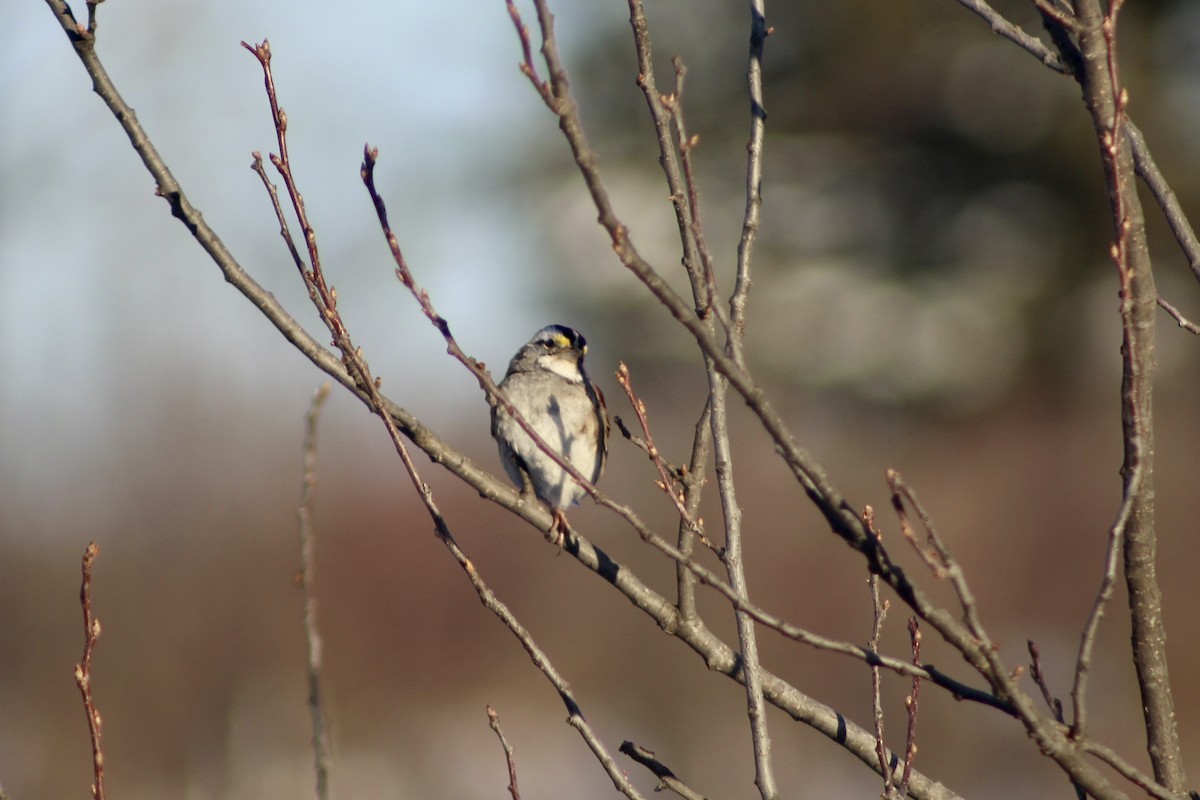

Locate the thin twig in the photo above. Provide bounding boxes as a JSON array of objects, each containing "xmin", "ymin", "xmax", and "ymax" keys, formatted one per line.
[
  {"xmin": 1156, "ymin": 297, "xmax": 1200, "ymax": 335},
  {"xmin": 250, "ymin": 153, "xmax": 308, "ymax": 277},
  {"xmin": 1069, "ymin": 461, "xmax": 1138, "ymax": 739},
  {"xmin": 729, "ymin": 0, "xmax": 768, "ymax": 363},
  {"xmin": 952, "ymin": 0, "xmax": 1068, "ymax": 71},
  {"xmin": 620, "ymin": 741, "xmax": 709, "ymax": 800},
  {"xmin": 667, "ymin": 55, "xmax": 730, "ymax": 331},
  {"xmin": 487, "ymin": 706, "xmax": 521, "ymax": 800},
  {"xmin": 1028, "ymin": 641, "xmax": 1065, "ymax": 724},
  {"xmin": 867, "ymin": 510, "xmax": 896, "ymax": 794},
  {"xmin": 1079, "ymin": 738, "xmax": 1184, "ymax": 800},
  {"xmin": 73, "ymin": 542, "xmax": 105, "ymax": 800},
  {"xmin": 1127, "ymin": 122, "xmax": 1200, "ymax": 283},
  {"xmin": 674, "ymin": 400, "xmax": 713, "ymax": 621},
  {"xmin": 615, "ymin": 362, "xmax": 714, "ymax": 551},
  {"xmin": 888, "ymin": 471, "xmax": 991, "ymax": 653},
  {"xmin": 1029, "ymin": 642, "xmax": 1086, "ymax": 800},
  {"xmin": 624, "ymin": 0, "xmax": 705, "ymax": 319},
  {"xmin": 242, "ymin": 41, "xmax": 364, "ymax": 392},
  {"xmin": 298, "ymin": 383, "xmax": 333, "ymax": 800},
  {"xmin": 446, "ymin": 532, "xmax": 647, "ymax": 800},
  {"xmin": 898, "ymin": 618, "xmax": 922, "ymax": 797}
]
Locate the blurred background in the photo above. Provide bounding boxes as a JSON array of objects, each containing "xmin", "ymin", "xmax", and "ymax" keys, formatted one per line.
[{"xmin": 3, "ymin": 0, "xmax": 1200, "ymax": 797}]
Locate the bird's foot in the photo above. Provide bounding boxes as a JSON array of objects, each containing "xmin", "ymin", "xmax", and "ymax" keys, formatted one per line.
[{"xmin": 548, "ymin": 509, "xmax": 572, "ymax": 551}]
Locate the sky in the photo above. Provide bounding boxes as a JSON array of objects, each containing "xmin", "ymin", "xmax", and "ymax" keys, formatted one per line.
[{"xmin": 2, "ymin": 0, "xmax": 622, "ymax": 538}]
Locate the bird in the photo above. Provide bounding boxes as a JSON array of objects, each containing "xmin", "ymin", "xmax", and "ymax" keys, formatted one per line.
[{"xmin": 490, "ymin": 324, "xmax": 609, "ymax": 541}]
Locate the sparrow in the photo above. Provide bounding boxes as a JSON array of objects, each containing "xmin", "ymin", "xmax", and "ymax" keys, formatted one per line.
[{"xmin": 491, "ymin": 324, "xmax": 609, "ymax": 540}]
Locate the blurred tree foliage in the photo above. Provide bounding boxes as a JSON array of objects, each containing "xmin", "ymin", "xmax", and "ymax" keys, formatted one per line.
[{"xmin": 513, "ymin": 0, "xmax": 1200, "ymax": 413}]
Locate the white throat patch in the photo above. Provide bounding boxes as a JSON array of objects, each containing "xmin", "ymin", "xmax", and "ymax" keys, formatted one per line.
[{"xmin": 539, "ymin": 354, "xmax": 582, "ymax": 382}]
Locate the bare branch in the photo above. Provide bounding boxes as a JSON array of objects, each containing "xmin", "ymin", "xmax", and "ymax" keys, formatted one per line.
[
  {"xmin": 487, "ymin": 706, "xmax": 521, "ymax": 800},
  {"xmin": 887, "ymin": 471, "xmax": 992, "ymax": 653},
  {"xmin": 298, "ymin": 383, "xmax": 333, "ymax": 800},
  {"xmin": 957, "ymin": 3, "xmax": 1200, "ymax": 290},
  {"xmin": 73, "ymin": 542, "xmax": 105, "ymax": 800},
  {"xmin": 668, "ymin": 56, "xmax": 730, "ymax": 331},
  {"xmin": 626, "ymin": 1, "xmax": 710, "ymax": 320},
  {"xmin": 620, "ymin": 741, "xmax": 709, "ymax": 800},
  {"xmin": 1071, "ymin": 0, "xmax": 1184, "ymax": 788},
  {"xmin": 899, "ymin": 619, "xmax": 922, "ymax": 798},
  {"xmin": 867, "ymin": 514, "xmax": 896, "ymax": 796},
  {"xmin": 1029, "ymin": 642, "xmax": 1087, "ymax": 800},
  {"xmin": 615, "ymin": 363, "xmax": 714, "ymax": 552},
  {"xmin": 1127, "ymin": 122, "xmax": 1200, "ymax": 283},
  {"xmin": 952, "ymin": 0, "xmax": 1068, "ymax": 71},
  {"xmin": 444, "ymin": 533, "xmax": 647, "ymax": 800},
  {"xmin": 730, "ymin": 0, "xmax": 768, "ymax": 359},
  {"xmin": 1080, "ymin": 739, "xmax": 1187, "ymax": 800},
  {"xmin": 674, "ymin": 401, "xmax": 713, "ymax": 621},
  {"xmin": 1156, "ymin": 296, "xmax": 1200, "ymax": 335},
  {"xmin": 1070, "ymin": 461, "xmax": 1138, "ymax": 740}
]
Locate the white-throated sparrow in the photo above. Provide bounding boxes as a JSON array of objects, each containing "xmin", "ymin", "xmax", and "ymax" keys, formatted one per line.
[{"xmin": 491, "ymin": 325, "xmax": 609, "ymax": 531}]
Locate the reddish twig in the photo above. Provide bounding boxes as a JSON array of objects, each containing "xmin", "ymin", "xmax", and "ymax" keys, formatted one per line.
[
  {"xmin": 669, "ymin": 57, "xmax": 726, "ymax": 329},
  {"xmin": 487, "ymin": 706, "xmax": 521, "ymax": 800},
  {"xmin": 867, "ymin": 509, "xmax": 895, "ymax": 794},
  {"xmin": 241, "ymin": 40, "xmax": 373, "ymax": 396},
  {"xmin": 899, "ymin": 618, "xmax": 922, "ymax": 797},
  {"xmin": 615, "ymin": 362, "xmax": 715, "ymax": 552},
  {"xmin": 73, "ymin": 542, "xmax": 105, "ymax": 800}
]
